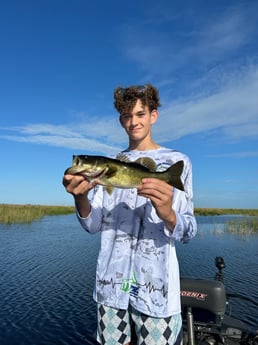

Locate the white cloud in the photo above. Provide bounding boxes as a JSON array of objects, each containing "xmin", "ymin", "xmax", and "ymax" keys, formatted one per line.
[
  {"xmin": 1, "ymin": 133, "xmax": 121, "ymax": 154},
  {"xmin": 1, "ymin": 3, "xmax": 258, "ymax": 155},
  {"xmin": 1, "ymin": 63, "xmax": 257, "ymax": 154},
  {"xmin": 0, "ymin": 118, "xmax": 126, "ymax": 155},
  {"xmin": 207, "ymin": 151, "xmax": 258, "ymax": 158},
  {"xmin": 119, "ymin": 1, "xmax": 257, "ymax": 80},
  {"xmin": 154, "ymin": 64, "xmax": 258, "ymax": 142}
]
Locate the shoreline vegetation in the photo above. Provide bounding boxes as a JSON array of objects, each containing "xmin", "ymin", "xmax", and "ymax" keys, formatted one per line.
[
  {"xmin": 0, "ymin": 204, "xmax": 75, "ymax": 224},
  {"xmin": 0, "ymin": 204, "xmax": 258, "ymax": 233}
]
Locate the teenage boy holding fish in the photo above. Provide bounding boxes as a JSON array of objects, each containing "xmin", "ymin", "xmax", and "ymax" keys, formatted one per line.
[{"xmin": 63, "ymin": 84, "xmax": 197, "ymax": 345}]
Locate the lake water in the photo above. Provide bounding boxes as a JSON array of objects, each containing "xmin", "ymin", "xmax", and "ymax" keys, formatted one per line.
[{"xmin": 0, "ymin": 214, "xmax": 257, "ymax": 345}]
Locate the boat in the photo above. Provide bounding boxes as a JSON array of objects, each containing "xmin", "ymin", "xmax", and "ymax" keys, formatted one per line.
[{"xmin": 181, "ymin": 256, "xmax": 258, "ymax": 345}]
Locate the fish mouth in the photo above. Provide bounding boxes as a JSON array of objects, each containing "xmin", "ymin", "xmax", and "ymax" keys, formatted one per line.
[
  {"xmin": 65, "ymin": 167, "xmax": 107, "ymax": 180},
  {"xmin": 82, "ymin": 168, "xmax": 107, "ymax": 180}
]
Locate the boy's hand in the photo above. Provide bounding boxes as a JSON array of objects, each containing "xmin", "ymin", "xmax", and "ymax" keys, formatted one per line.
[
  {"xmin": 62, "ymin": 174, "xmax": 98, "ymax": 218},
  {"xmin": 62, "ymin": 174, "xmax": 96, "ymax": 197},
  {"xmin": 137, "ymin": 178, "xmax": 176, "ymax": 231}
]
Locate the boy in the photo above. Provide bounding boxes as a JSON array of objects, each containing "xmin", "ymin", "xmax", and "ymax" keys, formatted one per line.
[{"xmin": 63, "ymin": 84, "xmax": 197, "ymax": 345}]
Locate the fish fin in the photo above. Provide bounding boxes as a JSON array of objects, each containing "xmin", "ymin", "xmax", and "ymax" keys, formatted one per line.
[
  {"xmin": 166, "ymin": 160, "xmax": 185, "ymax": 191},
  {"xmin": 116, "ymin": 153, "xmax": 131, "ymax": 163},
  {"xmin": 105, "ymin": 166, "xmax": 118, "ymax": 178},
  {"xmin": 134, "ymin": 157, "xmax": 157, "ymax": 171},
  {"xmin": 105, "ymin": 186, "xmax": 114, "ymax": 195},
  {"xmin": 116, "ymin": 153, "xmax": 157, "ymax": 171}
]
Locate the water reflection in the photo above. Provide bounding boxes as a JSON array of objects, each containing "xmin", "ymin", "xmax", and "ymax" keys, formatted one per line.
[
  {"xmin": 196, "ymin": 215, "xmax": 258, "ymax": 240},
  {"xmin": 0, "ymin": 214, "xmax": 257, "ymax": 345}
]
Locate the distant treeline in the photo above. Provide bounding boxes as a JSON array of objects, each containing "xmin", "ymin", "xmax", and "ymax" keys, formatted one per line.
[{"xmin": 0, "ymin": 204, "xmax": 258, "ymax": 224}]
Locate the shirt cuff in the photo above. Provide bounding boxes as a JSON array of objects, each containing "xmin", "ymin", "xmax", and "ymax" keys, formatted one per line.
[{"xmin": 164, "ymin": 211, "xmax": 183, "ymax": 240}]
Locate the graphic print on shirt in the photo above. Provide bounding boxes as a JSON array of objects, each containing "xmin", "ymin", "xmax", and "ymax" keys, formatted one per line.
[
  {"xmin": 121, "ymin": 271, "xmax": 139, "ymax": 297},
  {"xmin": 89, "ymin": 148, "xmax": 193, "ymax": 316}
]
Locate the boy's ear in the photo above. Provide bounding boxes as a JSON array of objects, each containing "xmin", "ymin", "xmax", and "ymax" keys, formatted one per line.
[
  {"xmin": 119, "ymin": 115, "xmax": 124, "ymax": 127},
  {"xmin": 150, "ymin": 109, "xmax": 158, "ymax": 125}
]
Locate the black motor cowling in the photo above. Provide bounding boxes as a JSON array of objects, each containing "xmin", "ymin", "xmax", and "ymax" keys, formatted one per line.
[{"xmin": 180, "ymin": 278, "xmax": 227, "ymax": 325}]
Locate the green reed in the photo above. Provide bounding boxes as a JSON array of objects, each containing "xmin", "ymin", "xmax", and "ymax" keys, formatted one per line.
[
  {"xmin": 225, "ymin": 218, "xmax": 258, "ymax": 234},
  {"xmin": 194, "ymin": 208, "xmax": 258, "ymax": 217},
  {"xmin": 195, "ymin": 208, "xmax": 258, "ymax": 234},
  {"xmin": 0, "ymin": 204, "xmax": 75, "ymax": 224}
]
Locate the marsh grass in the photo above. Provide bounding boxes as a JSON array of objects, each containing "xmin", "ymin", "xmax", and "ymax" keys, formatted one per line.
[
  {"xmin": 194, "ymin": 208, "xmax": 258, "ymax": 235},
  {"xmin": 194, "ymin": 208, "xmax": 258, "ymax": 216},
  {"xmin": 195, "ymin": 208, "xmax": 258, "ymax": 234},
  {"xmin": 1, "ymin": 204, "xmax": 258, "ymax": 228},
  {"xmin": 225, "ymin": 218, "xmax": 258, "ymax": 235},
  {"xmin": 0, "ymin": 204, "xmax": 75, "ymax": 224}
]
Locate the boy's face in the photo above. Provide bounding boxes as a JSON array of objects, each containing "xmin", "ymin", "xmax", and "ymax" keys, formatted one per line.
[{"xmin": 119, "ymin": 99, "xmax": 158, "ymax": 143}]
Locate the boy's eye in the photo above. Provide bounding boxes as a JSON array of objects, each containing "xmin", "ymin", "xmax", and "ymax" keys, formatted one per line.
[
  {"xmin": 121, "ymin": 112, "xmax": 146, "ymax": 120},
  {"xmin": 121, "ymin": 114, "xmax": 130, "ymax": 120}
]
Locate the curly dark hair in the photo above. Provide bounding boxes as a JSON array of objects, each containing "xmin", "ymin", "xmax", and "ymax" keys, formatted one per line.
[{"xmin": 114, "ymin": 84, "xmax": 161, "ymax": 115}]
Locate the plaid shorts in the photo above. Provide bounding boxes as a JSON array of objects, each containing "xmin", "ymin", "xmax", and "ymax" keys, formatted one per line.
[{"xmin": 97, "ymin": 304, "xmax": 182, "ymax": 345}]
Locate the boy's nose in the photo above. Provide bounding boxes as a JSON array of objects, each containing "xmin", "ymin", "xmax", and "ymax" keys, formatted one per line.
[{"xmin": 130, "ymin": 115, "xmax": 138, "ymax": 126}]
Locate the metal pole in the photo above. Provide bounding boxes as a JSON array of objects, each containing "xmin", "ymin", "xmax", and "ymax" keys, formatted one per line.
[{"xmin": 186, "ymin": 307, "xmax": 195, "ymax": 345}]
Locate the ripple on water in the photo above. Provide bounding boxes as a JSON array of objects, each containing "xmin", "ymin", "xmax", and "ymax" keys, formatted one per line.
[
  {"xmin": 0, "ymin": 214, "xmax": 257, "ymax": 344},
  {"xmin": 0, "ymin": 215, "xmax": 99, "ymax": 344}
]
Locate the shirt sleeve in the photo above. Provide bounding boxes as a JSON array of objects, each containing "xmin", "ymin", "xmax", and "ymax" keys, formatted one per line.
[
  {"xmin": 76, "ymin": 185, "xmax": 104, "ymax": 234},
  {"xmin": 164, "ymin": 156, "xmax": 197, "ymax": 243}
]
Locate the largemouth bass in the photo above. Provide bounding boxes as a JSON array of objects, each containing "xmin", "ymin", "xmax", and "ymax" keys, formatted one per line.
[{"xmin": 64, "ymin": 155, "xmax": 184, "ymax": 194}]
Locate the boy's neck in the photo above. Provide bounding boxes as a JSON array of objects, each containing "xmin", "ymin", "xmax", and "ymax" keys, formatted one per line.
[{"xmin": 128, "ymin": 139, "xmax": 160, "ymax": 151}]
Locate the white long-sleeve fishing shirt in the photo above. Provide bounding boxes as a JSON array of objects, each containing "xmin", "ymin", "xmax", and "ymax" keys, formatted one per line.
[{"xmin": 77, "ymin": 147, "xmax": 197, "ymax": 317}]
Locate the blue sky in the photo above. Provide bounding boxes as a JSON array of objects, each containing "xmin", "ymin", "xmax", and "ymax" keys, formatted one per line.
[{"xmin": 0, "ymin": 0, "xmax": 257, "ymax": 208}]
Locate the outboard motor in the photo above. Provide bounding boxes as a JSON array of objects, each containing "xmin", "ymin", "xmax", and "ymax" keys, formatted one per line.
[
  {"xmin": 180, "ymin": 257, "xmax": 258, "ymax": 345},
  {"xmin": 181, "ymin": 278, "xmax": 227, "ymax": 345}
]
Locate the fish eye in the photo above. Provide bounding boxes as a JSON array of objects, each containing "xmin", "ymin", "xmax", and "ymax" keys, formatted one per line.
[{"xmin": 73, "ymin": 156, "xmax": 80, "ymax": 165}]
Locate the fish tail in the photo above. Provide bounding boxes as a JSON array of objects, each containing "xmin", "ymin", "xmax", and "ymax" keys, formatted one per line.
[{"xmin": 167, "ymin": 160, "xmax": 184, "ymax": 191}]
